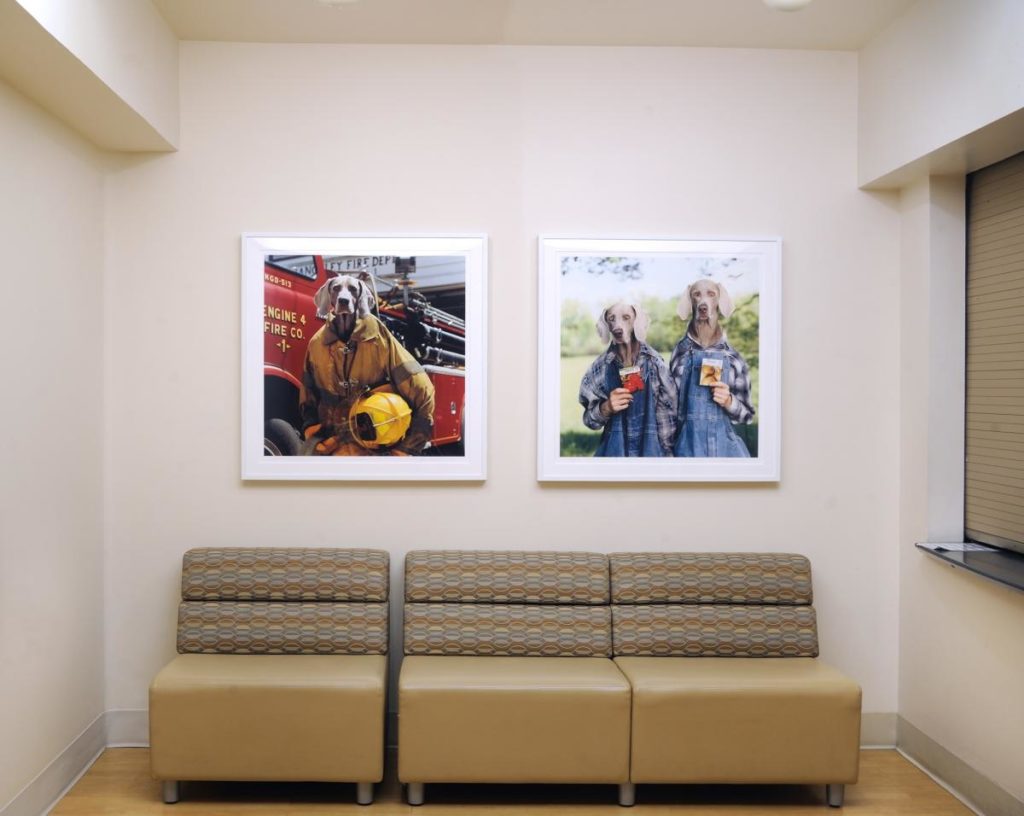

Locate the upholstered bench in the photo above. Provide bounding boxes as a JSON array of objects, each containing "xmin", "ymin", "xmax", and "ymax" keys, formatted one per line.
[
  {"xmin": 149, "ymin": 547, "xmax": 389, "ymax": 805},
  {"xmin": 397, "ymin": 550, "xmax": 633, "ymax": 806},
  {"xmin": 610, "ymin": 552, "xmax": 862, "ymax": 808}
]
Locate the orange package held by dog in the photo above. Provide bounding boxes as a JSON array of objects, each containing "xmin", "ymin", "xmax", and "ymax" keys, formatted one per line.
[
  {"xmin": 699, "ymin": 358, "xmax": 723, "ymax": 386},
  {"xmin": 619, "ymin": 366, "xmax": 645, "ymax": 393}
]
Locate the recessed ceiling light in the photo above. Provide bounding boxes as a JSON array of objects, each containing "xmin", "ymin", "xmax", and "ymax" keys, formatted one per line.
[{"xmin": 763, "ymin": 0, "xmax": 814, "ymax": 10}]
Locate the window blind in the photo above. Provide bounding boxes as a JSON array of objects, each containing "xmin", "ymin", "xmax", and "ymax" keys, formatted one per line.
[{"xmin": 966, "ymin": 151, "xmax": 1024, "ymax": 555}]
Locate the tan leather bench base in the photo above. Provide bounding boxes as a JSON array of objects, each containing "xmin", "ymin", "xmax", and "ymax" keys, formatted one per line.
[
  {"xmin": 616, "ymin": 657, "xmax": 861, "ymax": 784},
  {"xmin": 150, "ymin": 654, "xmax": 386, "ymax": 782},
  {"xmin": 399, "ymin": 656, "xmax": 631, "ymax": 784}
]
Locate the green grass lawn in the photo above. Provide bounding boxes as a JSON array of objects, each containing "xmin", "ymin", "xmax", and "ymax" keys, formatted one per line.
[
  {"xmin": 560, "ymin": 356, "xmax": 602, "ymax": 456},
  {"xmin": 559, "ymin": 354, "xmax": 759, "ymax": 458}
]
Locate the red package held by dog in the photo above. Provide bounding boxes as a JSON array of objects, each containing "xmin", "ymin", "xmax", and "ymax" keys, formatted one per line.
[{"xmin": 619, "ymin": 366, "xmax": 644, "ymax": 393}]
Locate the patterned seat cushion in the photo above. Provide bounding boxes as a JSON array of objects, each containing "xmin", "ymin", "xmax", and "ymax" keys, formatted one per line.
[
  {"xmin": 405, "ymin": 550, "xmax": 609, "ymax": 605},
  {"xmin": 177, "ymin": 601, "xmax": 388, "ymax": 655},
  {"xmin": 612, "ymin": 604, "xmax": 818, "ymax": 658},
  {"xmin": 176, "ymin": 548, "xmax": 390, "ymax": 656},
  {"xmin": 181, "ymin": 548, "xmax": 389, "ymax": 602},
  {"xmin": 403, "ymin": 603, "xmax": 612, "ymax": 657},
  {"xmin": 610, "ymin": 552, "xmax": 812, "ymax": 605}
]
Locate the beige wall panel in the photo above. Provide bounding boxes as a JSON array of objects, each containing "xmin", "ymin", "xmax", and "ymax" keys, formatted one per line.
[
  {"xmin": 858, "ymin": 0, "xmax": 1024, "ymax": 188},
  {"xmin": 101, "ymin": 43, "xmax": 901, "ymax": 725},
  {"xmin": 0, "ymin": 80, "xmax": 106, "ymax": 808},
  {"xmin": 899, "ymin": 174, "xmax": 1024, "ymax": 806}
]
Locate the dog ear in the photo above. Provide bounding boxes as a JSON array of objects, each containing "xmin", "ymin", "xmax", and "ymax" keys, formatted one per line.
[
  {"xmin": 716, "ymin": 282, "xmax": 735, "ymax": 318},
  {"xmin": 632, "ymin": 304, "xmax": 650, "ymax": 343},
  {"xmin": 595, "ymin": 309, "xmax": 611, "ymax": 344},
  {"xmin": 355, "ymin": 279, "xmax": 374, "ymax": 318},
  {"xmin": 313, "ymin": 278, "xmax": 335, "ymax": 320},
  {"xmin": 677, "ymin": 286, "xmax": 694, "ymax": 322}
]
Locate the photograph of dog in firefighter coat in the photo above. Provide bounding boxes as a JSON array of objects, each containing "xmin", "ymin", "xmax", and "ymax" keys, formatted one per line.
[
  {"xmin": 670, "ymin": 278, "xmax": 754, "ymax": 458},
  {"xmin": 300, "ymin": 274, "xmax": 436, "ymax": 456}
]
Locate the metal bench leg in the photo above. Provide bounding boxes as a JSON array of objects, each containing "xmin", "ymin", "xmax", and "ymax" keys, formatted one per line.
[
  {"xmin": 407, "ymin": 782, "xmax": 425, "ymax": 806},
  {"xmin": 356, "ymin": 782, "xmax": 373, "ymax": 805},
  {"xmin": 618, "ymin": 782, "xmax": 636, "ymax": 806},
  {"xmin": 162, "ymin": 780, "xmax": 180, "ymax": 804},
  {"xmin": 826, "ymin": 783, "xmax": 845, "ymax": 807}
]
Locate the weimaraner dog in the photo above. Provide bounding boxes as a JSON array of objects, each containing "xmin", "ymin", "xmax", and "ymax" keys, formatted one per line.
[
  {"xmin": 678, "ymin": 278, "xmax": 734, "ymax": 348},
  {"xmin": 313, "ymin": 274, "xmax": 376, "ymax": 341}
]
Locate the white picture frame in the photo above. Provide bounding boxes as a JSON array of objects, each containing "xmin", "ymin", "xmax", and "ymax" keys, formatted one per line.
[
  {"xmin": 538, "ymin": 237, "xmax": 781, "ymax": 482},
  {"xmin": 242, "ymin": 233, "xmax": 487, "ymax": 481}
]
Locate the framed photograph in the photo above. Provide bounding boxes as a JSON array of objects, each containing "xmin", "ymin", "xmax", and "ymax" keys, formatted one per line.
[
  {"xmin": 242, "ymin": 234, "xmax": 486, "ymax": 480},
  {"xmin": 538, "ymin": 237, "xmax": 780, "ymax": 482}
]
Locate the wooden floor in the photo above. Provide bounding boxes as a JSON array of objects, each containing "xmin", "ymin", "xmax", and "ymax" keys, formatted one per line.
[{"xmin": 52, "ymin": 749, "xmax": 976, "ymax": 815}]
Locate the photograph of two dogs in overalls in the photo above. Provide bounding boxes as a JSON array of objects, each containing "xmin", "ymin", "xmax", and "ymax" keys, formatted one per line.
[{"xmin": 562, "ymin": 255, "xmax": 760, "ymax": 459}]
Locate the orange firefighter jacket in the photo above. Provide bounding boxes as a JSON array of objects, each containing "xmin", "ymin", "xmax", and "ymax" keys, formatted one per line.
[{"xmin": 300, "ymin": 315, "xmax": 435, "ymax": 454}]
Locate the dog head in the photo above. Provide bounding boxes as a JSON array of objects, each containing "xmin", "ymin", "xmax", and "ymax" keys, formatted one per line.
[
  {"xmin": 678, "ymin": 279, "xmax": 734, "ymax": 324},
  {"xmin": 596, "ymin": 302, "xmax": 649, "ymax": 346},
  {"xmin": 314, "ymin": 274, "xmax": 375, "ymax": 323}
]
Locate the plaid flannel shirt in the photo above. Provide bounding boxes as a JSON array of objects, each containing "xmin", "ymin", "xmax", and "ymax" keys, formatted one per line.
[
  {"xmin": 579, "ymin": 342, "xmax": 678, "ymax": 454},
  {"xmin": 669, "ymin": 332, "xmax": 755, "ymax": 425}
]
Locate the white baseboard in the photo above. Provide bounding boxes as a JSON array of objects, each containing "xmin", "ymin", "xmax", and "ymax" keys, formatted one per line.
[
  {"xmin": 0, "ymin": 713, "xmax": 105, "ymax": 816},
  {"xmin": 897, "ymin": 717, "xmax": 1024, "ymax": 816},
  {"xmin": 105, "ymin": 709, "xmax": 148, "ymax": 747},
  {"xmin": 860, "ymin": 711, "xmax": 898, "ymax": 747}
]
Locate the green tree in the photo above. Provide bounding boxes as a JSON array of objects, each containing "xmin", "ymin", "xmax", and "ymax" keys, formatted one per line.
[
  {"xmin": 639, "ymin": 295, "xmax": 679, "ymax": 357},
  {"xmin": 561, "ymin": 256, "xmax": 642, "ymax": 281},
  {"xmin": 561, "ymin": 299, "xmax": 604, "ymax": 357},
  {"xmin": 721, "ymin": 293, "xmax": 759, "ymax": 369}
]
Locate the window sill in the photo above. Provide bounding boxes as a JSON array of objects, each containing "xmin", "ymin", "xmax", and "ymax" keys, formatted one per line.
[{"xmin": 916, "ymin": 542, "xmax": 1024, "ymax": 594}]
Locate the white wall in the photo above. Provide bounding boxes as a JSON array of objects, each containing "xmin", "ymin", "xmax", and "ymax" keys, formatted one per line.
[
  {"xmin": 9, "ymin": 0, "xmax": 179, "ymax": 148},
  {"xmin": 860, "ymin": 2, "xmax": 1024, "ymax": 804},
  {"xmin": 0, "ymin": 80, "xmax": 106, "ymax": 808},
  {"xmin": 898, "ymin": 175, "xmax": 1024, "ymax": 805},
  {"xmin": 102, "ymin": 43, "xmax": 901, "ymax": 723},
  {"xmin": 859, "ymin": 0, "xmax": 1024, "ymax": 187}
]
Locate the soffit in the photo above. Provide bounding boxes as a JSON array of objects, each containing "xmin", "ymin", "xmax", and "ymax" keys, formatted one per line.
[{"xmin": 150, "ymin": 0, "xmax": 915, "ymax": 50}]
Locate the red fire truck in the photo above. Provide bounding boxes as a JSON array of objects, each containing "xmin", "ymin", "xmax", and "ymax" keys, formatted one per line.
[{"xmin": 262, "ymin": 254, "xmax": 466, "ymax": 456}]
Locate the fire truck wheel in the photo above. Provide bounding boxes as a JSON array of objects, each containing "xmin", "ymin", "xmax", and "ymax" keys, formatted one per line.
[{"xmin": 264, "ymin": 419, "xmax": 302, "ymax": 456}]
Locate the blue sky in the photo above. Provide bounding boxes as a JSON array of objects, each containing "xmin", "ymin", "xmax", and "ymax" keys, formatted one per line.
[{"xmin": 560, "ymin": 253, "xmax": 761, "ymax": 314}]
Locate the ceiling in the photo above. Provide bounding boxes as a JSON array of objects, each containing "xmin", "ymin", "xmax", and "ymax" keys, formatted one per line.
[{"xmin": 151, "ymin": 0, "xmax": 916, "ymax": 50}]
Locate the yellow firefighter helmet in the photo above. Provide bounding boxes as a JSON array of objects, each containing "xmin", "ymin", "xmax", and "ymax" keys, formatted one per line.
[{"xmin": 348, "ymin": 386, "xmax": 412, "ymax": 450}]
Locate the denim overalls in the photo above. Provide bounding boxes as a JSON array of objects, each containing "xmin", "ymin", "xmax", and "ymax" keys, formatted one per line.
[
  {"xmin": 673, "ymin": 340, "xmax": 750, "ymax": 458},
  {"xmin": 596, "ymin": 356, "xmax": 666, "ymax": 457}
]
